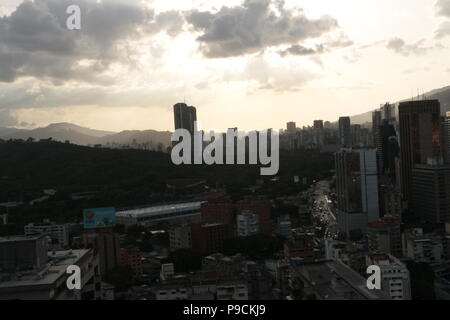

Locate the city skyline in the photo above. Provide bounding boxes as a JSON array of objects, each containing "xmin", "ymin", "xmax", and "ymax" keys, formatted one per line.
[{"xmin": 1, "ymin": 0, "xmax": 450, "ymax": 132}]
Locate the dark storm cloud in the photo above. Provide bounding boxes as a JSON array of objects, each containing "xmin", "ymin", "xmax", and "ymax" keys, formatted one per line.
[
  {"xmin": 0, "ymin": 0, "xmax": 183, "ymax": 83},
  {"xmin": 186, "ymin": 0, "xmax": 340, "ymax": 58}
]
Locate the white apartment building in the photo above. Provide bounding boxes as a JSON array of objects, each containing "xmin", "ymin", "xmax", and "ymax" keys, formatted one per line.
[
  {"xmin": 366, "ymin": 253, "xmax": 411, "ymax": 300},
  {"xmin": 237, "ymin": 211, "xmax": 260, "ymax": 237},
  {"xmin": 24, "ymin": 220, "xmax": 70, "ymax": 249},
  {"xmin": 160, "ymin": 263, "xmax": 175, "ymax": 281},
  {"xmin": 169, "ymin": 223, "xmax": 191, "ymax": 251},
  {"xmin": 403, "ymin": 228, "xmax": 447, "ymax": 263},
  {"xmin": 217, "ymin": 282, "xmax": 248, "ymax": 300}
]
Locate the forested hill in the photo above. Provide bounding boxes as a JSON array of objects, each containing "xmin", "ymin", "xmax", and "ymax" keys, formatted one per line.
[{"xmin": 0, "ymin": 140, "xmax": 334, "ymax": 205}]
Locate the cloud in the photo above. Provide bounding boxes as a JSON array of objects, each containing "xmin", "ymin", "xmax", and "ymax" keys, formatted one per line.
[
  {"xmin": 403, "ymin": 67, "xmax": 431, "ymax": 74},
  {"xmin": 0, "ymin": 0, "xmax": 183, "ymax": 84},
  {"xmin": 0, "ymin": 81, "xmax": 182, "ymax": 110},
  {"xmin": 279, "ymin": 44, "xmax": 326, "ymax": 57},
  {"xmin": 386, "ymin": 37, "xmax": 433, "ymax": 56},
  {"xmin": 435, "ymin": 21, "xmax": 450, "ymax": 38},
  {"xmin": 0, "ymin": 109, "xmax": 20, "ymax": 127},
  {"xmin": 223, "ymin": 55, "xmax": 316, "ymax": 92},
  {"xmin": 186, "ymin": 0, "xmax": 340, "ymax": 58},
  {"xmin": 278, "ymin": 33, "xmax": 353, "ymax": 57},
  {"xmin": 436, "ymin": 0, "xmax": 450, "ymax": 17}
]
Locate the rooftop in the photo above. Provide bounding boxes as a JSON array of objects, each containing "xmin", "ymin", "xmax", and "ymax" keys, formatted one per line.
[
  {"xmin": 116, "ymin": 201, "xmax": 205, "ymax": 218},
  {"xmin": 0, "ymin": 234, "xmax": 46, "ymax": 243},
  {"xmin": 368, "ymin": 215, "xmax": 399, "ymax": 228},
  {"xmin": 0, "ymin": 249, "xmax": 91, "ymax": 289},
  {"xmin": 291, "ymin": 259, "xmax": 391, "ymax": 300}
]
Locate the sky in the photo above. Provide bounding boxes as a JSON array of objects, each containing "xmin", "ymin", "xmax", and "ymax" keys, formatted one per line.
[{"xmin": 0, "ymin": 0, "xmax": 450, "ymax": 132}]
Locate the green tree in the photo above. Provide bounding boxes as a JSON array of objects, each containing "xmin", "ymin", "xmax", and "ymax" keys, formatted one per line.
[
  {"xmin": 406, "ymin": 261, "xmax": 436, "ymax": 300},
  {"xmin": 104, "ymin": 266, "xmax": 135, "ymax": 292}
]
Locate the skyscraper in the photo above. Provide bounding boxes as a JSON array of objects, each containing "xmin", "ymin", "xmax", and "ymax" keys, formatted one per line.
[
  {"xmin": 335, "ymin": 149, "xmax": 380, "ymax": 235},
  {"xmin": 286, "ymin": 122, "xmax": 296, "ymax": 134},
  {"xmin": 313, "ymin": 120, "xmax": 324, "ymax": 146},
  {"xmin": 173, "ymin": 103, "xmax": 197, "ymax": 134},
  {"xmin": 381, "ymin": 103, "xmax": 395, "ymax": 123},
  {"xmin": 375, "ymin": 120, "xmax": 399, "ymax": 179},
  {"xmin": 444, "ymin": 112, "xmax": 450, "ymax": 164},
  {"xmin": 339, "ymin": 117, "xmax": 351, "ymax": 148},
  {"xmin": 398, "ymin": 100, "xmax": 443, "ymax": 203},
  {"xmin": 372, "ymin": 110, "xmax": 382, "ymax": 129},
  {"xmin": 313, "ymin": 120, "xmax": 324, "ymax": 130},
  {"xmin": 411, "ymin": 165, "xmax": 450, "ymax": 224}
]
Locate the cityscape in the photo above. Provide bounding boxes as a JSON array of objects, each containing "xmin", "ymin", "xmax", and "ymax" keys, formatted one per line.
[{"xmin": 1, "ymin": 0, "xmax": 450, "ymax": 307}]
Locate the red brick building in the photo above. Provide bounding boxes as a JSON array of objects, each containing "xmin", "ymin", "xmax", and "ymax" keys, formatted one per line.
[
  {"xmin": 284, "ymin": 231, "xmax": 315, "ymax": 262},
  {"xmin": 190, "ymin": 223, "xmax": 232, "ymax": 254},
  {"xmin": 200, "ymin": 196, "xmax": 272, "ymax": 236},
  {"xmin": 201, "ymin": 197, "xmax": 235, "ymax": 226},
  {"xmin": 119, "ymin": 246, "xmax": 143, "ymax": 279}
]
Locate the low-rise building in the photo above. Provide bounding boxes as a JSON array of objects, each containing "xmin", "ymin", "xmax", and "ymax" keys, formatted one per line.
[
  {"xmin": 116, "ymin": 201, "xmax": 204, "ymax": 227},
  {"xmin": 119, "ymin": 246, "xmax": 143, "ymax": 279},
  {"xmin": 236, "ymin": 211, "xmax": 260, "ymax": 237},
  {"xmin": 191, "ymin": 223, "xmax": 232, "ymax": 254},
  {"xmin": 403, "ymin": 228, "xmax": 448, "ymax": 263},
  {"xmin": 367, "ymin": 216, "xmax": 402, "ymax": 258},
  {"xmin": 284, "ymin": 230, "xmax": 315, "ymax": 262},
  {"xmin": 169, "ymin": 223, "xmax": 191, "ymax": 252},
  {"xmin": 24, "ymin": 220, "xmax": 70, "ymax": 250},
  {"xmin": 366, "ymin": 253, "xmax": 411, "ymax": 300},
  {"xmin": 0, "ymin": 235, "xmax": 101, "ymax": 300},
  {"xmin": 289, "ymin": 259, "xmax": 391, "ymax": 300}
]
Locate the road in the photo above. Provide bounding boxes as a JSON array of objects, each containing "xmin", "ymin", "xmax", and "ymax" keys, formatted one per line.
[{"xmin": 310, "ymin": 180, "xmax": 338, "ymax": 239}]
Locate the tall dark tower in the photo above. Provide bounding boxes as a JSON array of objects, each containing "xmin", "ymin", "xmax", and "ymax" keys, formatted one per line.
[
  {"xmin": 339, "ymin": 116, "xmax": 351, "ymax": 148},
  {"xmin": 398, "ymin": 99, "xmax": 443, "ymax": 208},
  {"xmin": 375, "ymin": 120, "xmax": 399, "ymax": 179},
  {"xmin": 173, "ymin": 103, "xmax": 197, "ymax": 134}
]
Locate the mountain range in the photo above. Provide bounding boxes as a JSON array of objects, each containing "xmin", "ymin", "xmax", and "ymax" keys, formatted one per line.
[
  {"xmin": 1, "ymin": 85, "xmax": 450, "ymax": 146},
  {"xmin": 349, "ymin": 85, "xmax": 450, "ymax": 124},
  {"xmin": 0, "ymin": 122, "xmax": 172, "ymax": 150}
]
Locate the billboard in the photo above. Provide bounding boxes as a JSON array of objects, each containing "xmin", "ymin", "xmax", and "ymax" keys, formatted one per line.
[{"xmin": 83, "ymin": 207, "xmax": 116, "ymax": 229}]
